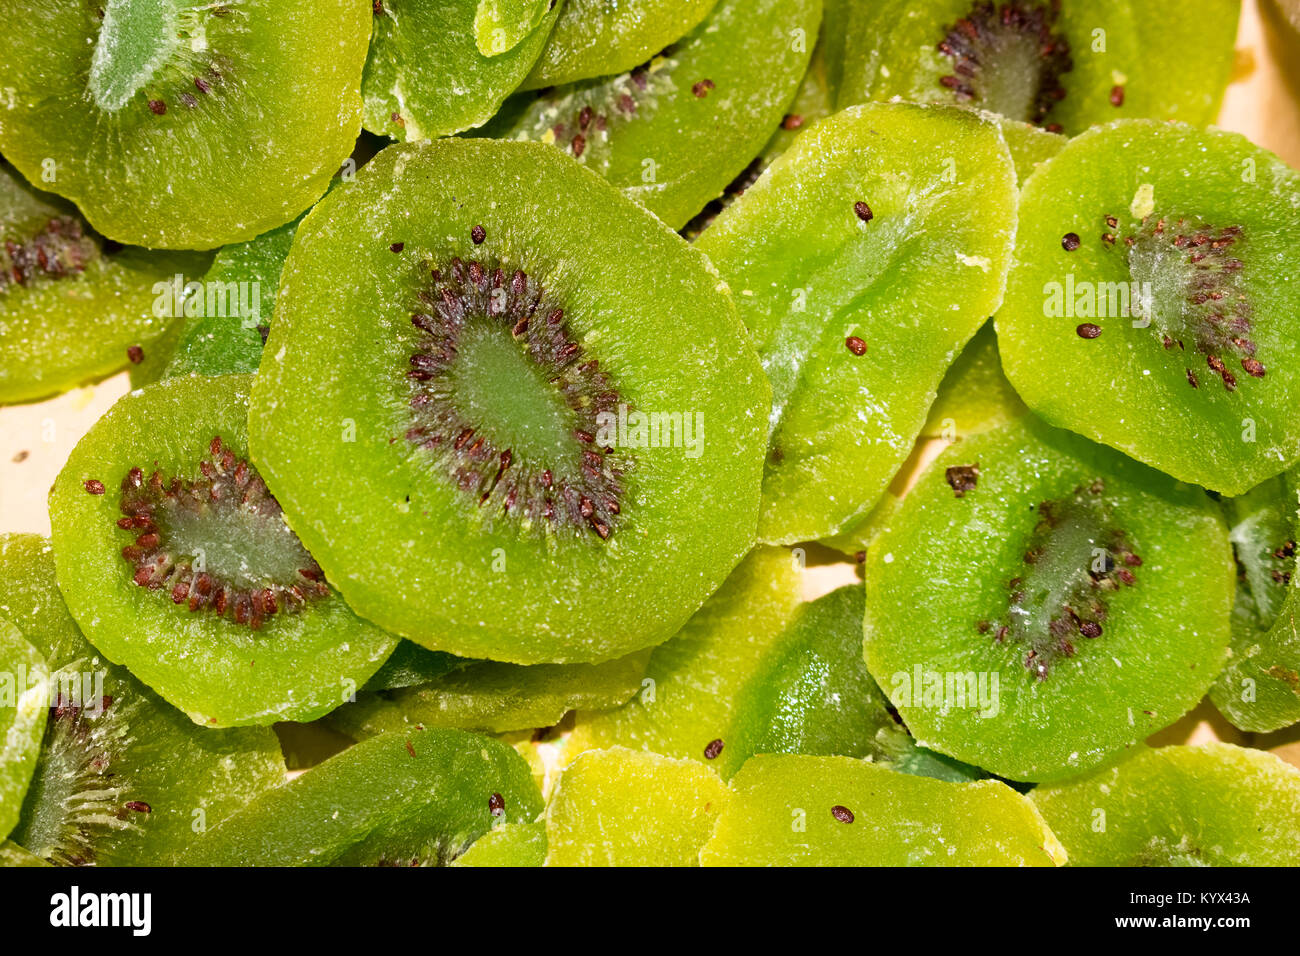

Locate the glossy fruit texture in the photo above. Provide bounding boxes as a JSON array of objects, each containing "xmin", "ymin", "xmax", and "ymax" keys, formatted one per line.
[
  {"xmin": 451, "ymin": 820, "xmax": 546, "ymax": 867},
  {"xmin": 1210, "ymin": 470, "xmax": 1300, "ymax": 732},
  {"xmin": 522, "ymin": 0, "xmax": 720, "ymax": 89},
  {"xmin": 0, "ymin": 161, "xmax": 209, "ymax": 404},
  {"xmin": 0, "ymin": 0, "xmax": 369, "ymax": 249},
  {"xmin": 48, "ymin": 375, "xmax": 398, "ymax": 727},
  {"xmin": 565, "ymin": 547, "xmax": 804, "ymax": 775},
  {"xmin": 545, "ymin": 748, "xmax": 727, "ymax": 866},
  {"xmin": 700, "ymin": 755, "xmax": 1065, "ymax": 866},
  {"xmin": 486, "ymin": 0, "xmax": 820, "ymax": 229},
  {"xmin": 363, "ymin": 0, "xmax": 561, "ymax": 140},
  {"xmin": 998, "ymin": 120, "xmax": 1300, "ymax": 495},
  {"xmin": 250, "ymin": 138, "xmax": 768, "ymax": 664},
  {"xmin": 698, "ymin": 102, "xmax": 1017, "ymax": 542},
  {"xmin": 329, "ymin": 649, "xmax": 650, "ymax": 737},
  {"xmin": 864, "ymin": 416, "xmax": 1234, "ymax": 782},
  {"xmin": 0, "ymin": 535, "xmax": 284, "ymax": 865},
  {"xmin": 184, "ymin": 729, "xmax": 543, "ymax": 866},
  {"xmin": 1032, "ymin": 744, "xmax": 1300, "ymax": 866},
  {"xmin": 0, "ymin": 620, "xmax": 48, "ymax": 842},
  {"xmin": 832, "ymin": 0, "xmax": 1237, "ymax": 134}
]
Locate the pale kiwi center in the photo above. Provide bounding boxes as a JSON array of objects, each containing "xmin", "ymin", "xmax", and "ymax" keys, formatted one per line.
[
  {"xmin": 446, "ymin": 322, "xmax": 578, "ymax": 466},
  {"xmin": 89, "ymin": 0, "xmax": 182, "ymax": 112},
  {"xmin": 160, "ymin": 502, "xmax": 309, "ymax": 592}
]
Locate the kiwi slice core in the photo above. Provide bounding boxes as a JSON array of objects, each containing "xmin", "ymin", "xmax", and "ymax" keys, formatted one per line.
[
  {"xmin": 117, "ymin": 436, "xmax": 328, "ymax": 628},
  {"xmin": 935, "ymin": 1, "xmax": 1073, "ymax": 130},
  {"xmin": 407, "ymin": 257, "xmax": 628, "ymax": 540}
]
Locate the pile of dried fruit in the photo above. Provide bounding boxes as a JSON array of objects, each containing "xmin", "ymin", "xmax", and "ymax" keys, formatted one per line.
[{"xmin": 1, "ymin": 0, "xmax": 1298, "ymax": 868}]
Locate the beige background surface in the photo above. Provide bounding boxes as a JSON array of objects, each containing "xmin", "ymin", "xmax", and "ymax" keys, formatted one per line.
[{"xmin": 2, "ymin": 1, "xmax": 1298, "ymax": 760}]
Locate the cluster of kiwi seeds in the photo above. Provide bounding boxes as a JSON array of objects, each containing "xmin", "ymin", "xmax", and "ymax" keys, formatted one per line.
[{"xmin": 1, "ymin": 0, "xmax": 1299, "ymax": 872}]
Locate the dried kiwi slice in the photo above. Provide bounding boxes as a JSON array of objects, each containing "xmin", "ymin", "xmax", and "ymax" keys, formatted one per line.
[
  {"xmin": 833, "ymin": 0, "xmax": 1237, "ymax": 133},
  {"xmin": 522, "ymin": 0, "xmax": 720, "ymax": 89},
  {"xmin": 1031, "ymin": 744, "xmax": 1300, "ymax": 866},
  {"xmin": 363, "ymin": 0, "xmax": 561, "ymax": 140},
  {"xmin": 565, "ymin": 546, "xmax": 804, "ymax": 772},
  {"xmin": 159, "ymin": 217, "xmax": 299, "ymax": 380},
  {"xmin": 48, "ymin": 375, "xmax": 399, "ymax": 727},
  {"xmin": 451, "ymin": 819, "xmax": 546, "ymax": 866},
  {"xmin": 700, "ymin": 755, "xmax": 1065, "ymax": 866},
  {"xmin": 484, "ymin": 0, "xmax": 820, "ymax": 230},
  {"xmin": 0, "ymin": 160, "xmax": 209, "ymax": 404},
  {"xmin": 329, "ymin": 649, "xmax": 650, "ymax": 737},
  {"xmin": 998, "ymin": 120, "xmax": 1300, "ymax": 495},
  {"xmin": 696, "ymin": 102, "xmax": 1017, "ymax": 543},
  {"xmin": 1210, "ymin": 470, "xmax": 1300, "ymax": 732},
  {"xmin": 544, "ymin": 748, "xmax": 727, "ymax": 866},
  {"xmin": 0, "ymin": 0, "xmax": 369, "ymax": 249},
  {"xmin": 184, "ymin": 728, "xmax": 543, "ymax": 866},
  {"xmin": 864, "ymin": 416, "xmax": 1234, "ymax": 782},
  {"xmin": 249, "ymin": 138, "xmax": 768, "ymax": 664},
  {"xmin": 567, "ymin": 549, "xmax": 968, "ymax": 781},
  {"xmin": 0, "ymin": 619, "xmax": 48, "ymax": 842},
  {"xmin": 0, "ymin": 534, "xmax": 285, "ymax": 865}
]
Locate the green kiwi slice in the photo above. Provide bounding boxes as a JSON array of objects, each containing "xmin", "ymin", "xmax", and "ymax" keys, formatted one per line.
[
  {"xmin": 361, "ymin": 640, "xmax": 464, "ymax": 693},
  {"xmin": 329, "ymin": 649, "xmax": 650, "ymax": 737},
  {"xmin": 0, "ymin": 0, "xmax": 369, "ymax": 249},
  {"xmin": 0, "ymin": 534, "xmax": 285, "ymax": 865},
  {"xmin": 158, "ymin": 217, "xmax": 300, "ymax": 381},
  {"xmin": 48, "ymin": 374, "xmax": 399, "ymax": 727},
  {"xmin": 521, "ymin": 0, "xmax": 720, "ymax": 89},
  {"xmin": 0, "ymin": 841, "xmax": 48, "ymax": 867},
  {"xmin": 565, "ymin": 546, "xmax": 804, "ymax": 773},
  {"xmin": 363, "ymin": 0, "xmax": 561, "ymax": 141},
  {"xmin": 699, "ymin": 755, "xmax": 1065, "ymax": 866},
  {"xmin": 864, "ymin": 415, "xmax": 1235, "ymax": 783},
  {"xmin": 0, "ymin": 160, "xmax": 210, "ymax": 404},
  {"xmin": 1031, "ymin": 743, "xmax": 1300, "ymax": 866},
  {"xmin": 248, "ymin": 138, "xmax": 768, "ymax": 664},
  {"xmin": 451, "ymin": 819, "xmax": 546, "ymax": 866},
  {"xmin": 832, "ymin": 0, "xmax": 1237, "ymax": 134},
  {"xmin": 545, "ymin": 748, "xmax": 727, "ymax": 866},
  {"xmin": 567, "ymin": 548, "xmax": 971, "ymax": 781},
  {"xmin": 998, "ymin": 120, "xmax": 1300, "ymax": 495},
  {"xmin": 1210, "ymin": 470, "xmax": 1300, "ymax": 732},
  {"xmin": 184, "ymin": 728, "xmax": 543, "ymax": 866},
  {"xmin": 696, "ymin": 102, "xmax": 1017, "ymax": 543},
  {"xmin": 0, "ymin": 620, "xmax": 48, "ymax": 842},
  {"xmin": 475, "ymin": 0, "xmax": 554, "ymax": 56},
  {"xmin": 482, "ymin": 0, "xmax": 820, "ymax": 230}
]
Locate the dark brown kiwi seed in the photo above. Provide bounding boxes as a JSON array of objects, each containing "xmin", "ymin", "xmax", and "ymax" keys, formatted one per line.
[
  {"xmin": 115, "ymin": 436, "xmax": 329, "ymax": 630},
  {"xmin": 1061, "ymin": 232, "xmax": 1080, "ymax": 251},
  {"xmin": 984, "ymin": 480, "xmax": 1140, "ymax": 680},
  {"xmin": 1076, "ymin": 323, "xmax": 1101, "ymax": 339},
  {"xmin": 84, "ymin": 479, "xmax": 106, "ymax": 495},
  {"xmin": 945, "ymin": 464, "xmax": 980, "ymax": 497},
  {"xmin": 831, "ymin": 805, "xmax": 855, "ymax": 824},
  {"xmin": 936, "ymin": 0, "xmax": 1072, "ymax": 128},
  {"xmin": 126, "ymin": 345, "xmax": 144, "ymax": 364},
  {"xmin": 403, "ymin": 256, "xmax": 631, "ymax": 541},
  {"xmin": 845, "ymin": 335, "xmax": 868, "ymax": 356},
  {"xmin": 1107, "ymin": 214, "xmax": 1257, "ymax": 391},
  {"xmin": 471, "ymin": 225, "xmax": 486, "ymax": 245},
  {"xmin": 692, "ymin": 79, "xmax": 715, "ymax": 98},
  {"xmin": 1109, "ymin": 84, "xmax": 1125, "ymax": 106},
  {"xmin": 488, "ymin": 792, "xmax": 505, "ymax": 816},
  {"xmin": 854, "ymin": 201, "xmax": 873, "ymax": 223},
  {"xmin": 1, "ymin": 215, "xmax": 99, "ymax": 291},
  {"xmin": 703, "ymin": 738, "xmax": 724, "ymax": 760}
]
